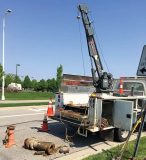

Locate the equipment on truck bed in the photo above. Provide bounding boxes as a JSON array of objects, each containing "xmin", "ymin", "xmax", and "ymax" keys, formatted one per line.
[
  {"xmin": 55, "ymin": 74, "xmax": 94, "ymax": 108},
  {"xmin": 78, "ymin": 5, "xmax": 113, "ymax": 93}
]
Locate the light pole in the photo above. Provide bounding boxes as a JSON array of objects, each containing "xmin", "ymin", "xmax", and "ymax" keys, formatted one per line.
[
  {"xmin": 16, "ymin": 64, "xmax": 20, "ymax": 83},
  {"xmin": 1, "ymin": 9, "xmax": 12, "ymax": 100}
]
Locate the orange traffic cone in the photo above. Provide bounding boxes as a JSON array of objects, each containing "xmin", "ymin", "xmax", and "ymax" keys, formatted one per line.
[
  {"xmin": 5, "ymin": 125, "xmax": 15, "ymax": 148},
  {"xmin": 119, "ymin": 79, "xmax": 123, "ymax": 94},
  {"xmin": 47, "ymin": 100, "xmax": 54, "ymax": 117},
  {"xmin": 38, "ymin": 114, "xmax": 49, "ymax": 132}
]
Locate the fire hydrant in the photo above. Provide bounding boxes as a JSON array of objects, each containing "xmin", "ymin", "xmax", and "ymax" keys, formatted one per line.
[{"xmin": 3, "ymin": 125, "xmax": 15, "ymax": 148}]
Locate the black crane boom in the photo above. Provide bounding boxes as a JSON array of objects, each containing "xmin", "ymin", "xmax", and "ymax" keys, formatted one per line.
[{"xmin": 78, "ymin": 4, "xmax": 113, "ymax": 92}]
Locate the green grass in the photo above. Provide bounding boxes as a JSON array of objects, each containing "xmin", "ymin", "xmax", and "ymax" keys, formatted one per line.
[
  {"xmin": 0, "ymin": 102, "xmax": 49, "ymax": 107},
  {"xmin": 83, "ymin": 136, "xmax": 146, "ymax": 160},
  {"xmin": 0, "ymin": 91, "xmax": 54, "ymax": 100}
]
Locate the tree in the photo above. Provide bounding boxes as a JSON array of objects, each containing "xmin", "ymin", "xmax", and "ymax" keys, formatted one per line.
[
  {"xmin": 56, "ymin": 64, "xmax": 63, "ymax": 91},
  {"xmin": 0, "ymin": 64, "xmax": 3, "ymax": 87},
  {"xmin": 22, "ymin": 75, "xmax": 31, "ymax": 89},
  {"xmin": 0, "ymin": 63, "xmax": 3, "ymax": 79},
  {"xmin": 5, "ymin": 74, "xmax": 15, "ymax": 87},
  {"xmin": 15, "ymin": 75, "xmax": 22, "ymax": 84},
  {"xmin": 31, "ymin": 79, "xmax": 38, "ymax": 91},
  {"xmin": 47, "ymin": 78, "xmax": 57, "ymax": 93},
  {"xmin": 38, "ymin": 79, "xmax": 48, "ymax": 92}
]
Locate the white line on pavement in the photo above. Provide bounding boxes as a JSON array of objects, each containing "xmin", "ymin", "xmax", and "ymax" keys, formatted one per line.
[
  {"xmin": 0, "ymin": 112, "xmax": 44, "ymax": 119},
  {"xmin": 28, "ymin": 108, "xmax": 47, "ymax": 112}
]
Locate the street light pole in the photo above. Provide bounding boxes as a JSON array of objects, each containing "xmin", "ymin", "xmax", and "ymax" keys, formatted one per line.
[
  {"xmin": 1, "ymin": 16, "xmax": 5, "ymax": 100},
  {"xmin": 1, "ymin": 9, "xmax": 12, "ymax": 101},
  {"xmin": 16, "ymin": 64, "xmax": 20, "ymax": 83}
]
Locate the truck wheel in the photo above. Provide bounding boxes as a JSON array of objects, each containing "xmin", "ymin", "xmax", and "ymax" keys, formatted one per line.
[{"xmin": 114, "ymin": 128, "xmax": 130, "ymax": 142}]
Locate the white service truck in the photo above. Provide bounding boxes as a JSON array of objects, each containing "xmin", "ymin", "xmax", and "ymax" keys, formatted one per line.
[
  {"xmin": 55, "ymin": 75, "xmax": 146, "ymax": 142},
  {"xmin": 55, "ymin": 4, "xmax": 146, "ymax": 142}
]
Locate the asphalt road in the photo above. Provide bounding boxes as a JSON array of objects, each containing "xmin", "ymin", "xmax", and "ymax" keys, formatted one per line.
[
  {"xmin": 0, "ymin": 100, "xmax": 50, "ymax": 104},
  {"xmin": 0, "ymin": 106, "xmax": 145, "ymax": 160}
]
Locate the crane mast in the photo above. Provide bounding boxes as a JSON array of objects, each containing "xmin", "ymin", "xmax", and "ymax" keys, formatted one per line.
[{"xmin": 78, "ymin": 4, "xmax": 113, "ymax": 92}]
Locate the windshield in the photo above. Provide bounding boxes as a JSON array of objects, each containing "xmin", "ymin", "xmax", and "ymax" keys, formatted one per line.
[{"xmin": 114, "ymin": 80, "xmax": 145, "ymax": 96}]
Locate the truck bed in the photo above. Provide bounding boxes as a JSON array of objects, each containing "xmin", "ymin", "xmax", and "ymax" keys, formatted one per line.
[{"xmin": 61, "ymin": 110, "xmax": 88, "ymax": 121}]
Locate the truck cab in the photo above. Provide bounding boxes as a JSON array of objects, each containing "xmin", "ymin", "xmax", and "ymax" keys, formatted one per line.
[{"xmin": 114, "ymin": 77, "xmax": 146, "ymax": 108}]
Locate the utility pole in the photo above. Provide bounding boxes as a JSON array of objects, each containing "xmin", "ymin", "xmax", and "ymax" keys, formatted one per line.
[
  {"xmin": 16, "ymin": 64, "xmax": 20, "ymax": 83},
  {"xmin": 1, "ymin": 9, "xmax": 12, "ymax": 100}
]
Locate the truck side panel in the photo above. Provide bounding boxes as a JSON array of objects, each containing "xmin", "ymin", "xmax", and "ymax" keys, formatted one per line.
[{"xmin": 113, "ymin": 100, "xmax": 133, "ymax": 131}]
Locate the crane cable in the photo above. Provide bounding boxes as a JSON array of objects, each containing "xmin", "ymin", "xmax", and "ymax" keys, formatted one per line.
[{"xmin": 77, "ymin": 11, "xmax": 86, "ymax": 76}]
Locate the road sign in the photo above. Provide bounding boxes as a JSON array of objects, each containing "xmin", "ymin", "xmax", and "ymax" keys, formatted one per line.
[{"xmin": 137, "ymin": 45, "xmax": 146, "ymax": 76}]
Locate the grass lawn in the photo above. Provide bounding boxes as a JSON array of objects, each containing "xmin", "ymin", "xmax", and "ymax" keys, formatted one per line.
[
  {"xmin": 0, "ymin": 91, "xmax": 54, "ymax": 100},
  {"xmin": 83, "ymin": 136, "xmax": 146, "ymax": 160}
]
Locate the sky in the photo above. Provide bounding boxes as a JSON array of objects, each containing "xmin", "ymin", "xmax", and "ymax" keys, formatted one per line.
[{"xmin": 0, "ymin": 0, "xmax": 146, "ymax": 80}]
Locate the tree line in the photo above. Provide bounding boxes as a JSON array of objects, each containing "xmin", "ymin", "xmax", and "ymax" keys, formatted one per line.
[{"xmin": 0, "ymin": 64, "xmax": 63, "ymax": 93}]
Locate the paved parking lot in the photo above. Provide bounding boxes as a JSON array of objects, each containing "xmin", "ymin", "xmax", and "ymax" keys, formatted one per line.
[
  {"xmin": 0, "ymin": 106, "xmax": 145, "ymax": 160},
  {"xmin": 0, "ymin": 106, "xmax": 103, "ymax": 160}
]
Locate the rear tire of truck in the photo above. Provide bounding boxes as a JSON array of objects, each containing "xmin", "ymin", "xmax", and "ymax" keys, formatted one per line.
[{"xmin": 114, "ymin": 128, "xmax": 130, "ymax": 142}]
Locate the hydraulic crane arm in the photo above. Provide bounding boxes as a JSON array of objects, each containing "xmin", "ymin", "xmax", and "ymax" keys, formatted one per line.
[
  {"xmin": 78, "ymin": 4, "xmax": 113, "ymax": 92},
  {"xmin": 78, "ymin": 5, "xmax": 103, "ymax": 78}
]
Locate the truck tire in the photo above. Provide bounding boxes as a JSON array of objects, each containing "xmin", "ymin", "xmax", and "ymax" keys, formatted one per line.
[{"xmin": 114, "ymin": 128, "xmax": 130, "ymax": 142}]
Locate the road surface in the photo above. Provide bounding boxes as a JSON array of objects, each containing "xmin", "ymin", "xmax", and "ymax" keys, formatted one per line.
[
  {"xmin": 0, "ymin": 100, "xmax": 50, "ymax": 104},
  {"xmin": 0, "ymin": 105, "xmax": 145, "ymax": 160}
]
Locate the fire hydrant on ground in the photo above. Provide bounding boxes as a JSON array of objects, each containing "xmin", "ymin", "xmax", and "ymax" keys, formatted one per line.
[{"xmin": 3, "ymin": 125, "xmax": 15, "ymax": 148}]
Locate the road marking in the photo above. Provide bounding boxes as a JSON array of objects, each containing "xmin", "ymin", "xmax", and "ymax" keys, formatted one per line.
[
  {"xmin": 0, "ymin": 105, "xmax": 48, "ymax": 111},
  {"xmin": 0, "ymin": 112, "xmax": 44, "ymax": 119},
  {"xmin": 29, "ymin": 108, "xmax": 47, "ymax": 112}
]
